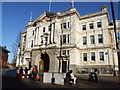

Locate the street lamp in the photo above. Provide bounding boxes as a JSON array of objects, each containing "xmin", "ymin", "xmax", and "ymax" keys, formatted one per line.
[
  {"xmin": 110, "ymin": 0, "xmax": 120, "ymax": 76},
  {"xmin": 105, "ymin": 49, "xmax": 111, "ymax": 74}
]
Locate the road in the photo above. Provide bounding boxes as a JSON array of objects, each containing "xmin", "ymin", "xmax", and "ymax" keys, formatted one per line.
[
  {"xmin": 2, "ymin": 75, "xmax": 119, "ymax": 89},
  {"xmin": 75, "ymin": 75, "xmax": 119, "ymax": 88}
]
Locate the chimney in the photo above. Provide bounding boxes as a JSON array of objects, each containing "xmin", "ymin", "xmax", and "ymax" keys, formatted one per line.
[{"xmin": 101, "ymin": 6, "xmax": 108, "ymax": 11}]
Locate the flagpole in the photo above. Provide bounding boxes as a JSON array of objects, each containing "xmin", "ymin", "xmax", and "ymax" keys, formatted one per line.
[
  {"xmin": 49, "ymin": 0, "xmax": 51, "ymax": 12},
  {"xmin": 72, "ymin": 0, "xmax": 74, "ymax": 8},
  {"xmin": 30, "ymin": 11, "xmax": 33, "ymax": 21}
]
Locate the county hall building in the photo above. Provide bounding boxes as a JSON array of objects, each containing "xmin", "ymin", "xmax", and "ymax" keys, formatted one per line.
[{"xmin": 16, "ymin": 6, "xmax": 119, "ymax": 74}]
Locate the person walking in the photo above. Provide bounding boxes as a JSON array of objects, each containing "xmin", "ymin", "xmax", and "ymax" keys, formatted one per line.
[
  {"xmin": 24, "ymin": 67, "xmax": 28, "ymax": 79},
  {"xmin": 32, "ymin": 65, "xmax": 38, "ymax": 80},
  {"xmin": 19, "ymin": 67, "xmax": 23, "ymax": 79},
  {"xmin": 69, "ymin": 70, "xmax": 77, "ymax": 86}
]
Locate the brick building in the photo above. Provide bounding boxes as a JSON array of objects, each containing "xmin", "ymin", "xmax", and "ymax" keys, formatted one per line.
[{"xmin": 0, "ymin": 46, "xmax": 10, "ymax": 68}]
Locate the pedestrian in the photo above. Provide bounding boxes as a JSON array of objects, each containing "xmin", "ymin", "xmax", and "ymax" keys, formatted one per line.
[
  {"xmin": 66, "ymin": 71, "xmax": 70, "ymax": 78},
  {"xmin": 65, "ymin": 71, "xmax": 71, "ymax": 84},
  {"xmin": 19, "ymin": 67, "xmax": 23, "ymax": 79},
  {"xmin": 16, "ymin": 67, "xmax": 19, "ymax": 78},
  {"xmin": 24, "ymin": 67, "xmax": 28, "ymax": 79},
  {"xmin": 32, "ymin": 65, "xmax": 38, "ymax": 80},
  {"xmin": 69, "ymin": 70, "xmax": 77, "ymax": 86}
]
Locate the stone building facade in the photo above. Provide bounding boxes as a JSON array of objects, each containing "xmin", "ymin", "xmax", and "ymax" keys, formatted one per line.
[{"xmin": 16, "ymin": 7, "xmax": 119, "ymax": 74}]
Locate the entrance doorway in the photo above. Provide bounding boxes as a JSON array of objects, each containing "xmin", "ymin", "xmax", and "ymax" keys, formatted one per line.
[
  {"xmin": 29, "ymin": 62, "xmax": 31, "ymax": 70},
  {"xmin": 40, "ymin": 52, "xmax": 50, "ymax": 72},
  {"xmin": 39, "ymin": 60, "xmax": 44, "ymax": 73},
  {"xmin": 62, "ymin": 61, "xmax": 67, "ymax": 73}
]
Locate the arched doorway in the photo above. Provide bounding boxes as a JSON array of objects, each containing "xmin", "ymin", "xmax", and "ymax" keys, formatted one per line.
[{"xmin": 40, "ymin": 52, "xmax": 50, "ymax": 72}]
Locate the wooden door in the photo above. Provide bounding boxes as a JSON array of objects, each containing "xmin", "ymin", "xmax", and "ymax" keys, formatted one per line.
[
  {"xmin": 62, "ymin": 61, "xmax": 67, "ymax": 73},
  {"xmin": 39, "ymin": 60, "xmax": 44, "ymax": 73}
]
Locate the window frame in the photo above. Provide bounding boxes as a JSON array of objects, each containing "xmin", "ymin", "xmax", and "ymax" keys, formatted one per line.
[
  {"xmin": 82, "ymin": 24, "xmax": 86, "ymax": 30},
  {"xmin": 91, "ymin": 52, "xmax": 95, "ymax": 61},
  {"xmin": 99, "ymin": 52, "xmax": 104, "ymax": 61},
  {"xmin": 83, "ymin": 36, "xmax": 87, "ymax": 45},
  {"xmin": 89, "ymin": 23, "xmax": 94, "ymax": 29},
  {"xmin": 62, "ymin": 50, "xmax": 66, "ymax": 56},
  {"xmin": 63, "ymin": 35, "xmax": 66, "ymax": 44},
  {"xmin": 63, "ymin": 22, "xmax": 66, "ymax": 29},
  {"xmin": 23, "ymin": 35, "xmax": 26, "ymax": 41},
  {"xmin": 83, "ymin": 53, "xmax": 87, "ymax": 61},
  {"xmin": 31, "ymin": 40, "xmax": 33, "ymax": 48},
  {"xmin": 43, "ymin": 27, "xmax": 45, "ymax": 32},
  {"xmin": 90, "ymin": 35, "xmax": 95, "ymax": 44},
  {"xmin": 97, "ymin": 21, "xmax": 102, "ymax": 28},
  {"xmin": 98, "ymin": 34, "xmax": 103, "ymax": 43},
  {"xmin": 68, "ymin": 22, "xmax": 70, "ymax": 28},
  {"xmin": 68, "ymin": 34, "xmax": 70, "ymax": 43}
]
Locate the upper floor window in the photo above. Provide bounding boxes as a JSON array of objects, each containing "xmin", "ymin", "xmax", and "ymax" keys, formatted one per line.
[
  {"xmin": 61, "ymin": 24, "xmax": 62, "ymax": 29},
  {"xmin": 63, "ymin": 35, "xmax": 66, "ymax": 43},
  {"xmin": 45, "ymin": 37, "xmax": 48, "ymax": 45},
  {"xmin": 23, "ymin": 46, "xmax": 25, "ymax": 51},
  {"xmin": 62, "ymin": 50, "xmax": 69, "ymax": 56},
  {"xmin": 83, "ymin": 36, "xmax": 87, "ymax": 45},
  {"xmin": 41, "ymin": 38, "xmax": 43, "ymax": 44},
  {"xmin": 48, "ymin": 24, "xmax": 52, "ymax": 31},
  {"xmin": 89, "ymin": 23, "xmax": 94, "ymax": 29},
  {"xmin": 63, "ymin": 23, "xmax": 66, "ymax": 29},
  {"xmin": 91, "ymin": 52, "xmax": 95, "ymax": 61},
  {"xmin": 68, "ymin": 34, "xmax": 70, "ymax": 43},
  {"xmin": 32, "ymin": 31, "xmax": 34, "ymax": 36},
  {"xmin": 61, "ymin": 22, "xmax": 70, "ymax": 29},
  {"xmin": 83, "ymin": 53, "xmax": 87, "ymax": 61},
  {"xmin": 62, "ymin": 50, "xmax": 66, "ymax": 56},
  {"xmin": 99, "ymin": 52, "xmax": 104, "ymax": 61},
  {"xmin": 67, "ymin": 50, "xmax": 69, "ymax": 56},
  {"xmin": 30, "ymin": 52, "xmax": 32, "ymax": 58},
  {"xmin": 82, "ymin": 25, "xmax": 86, "ymax": 30},
  {"xmin": 68, "ymin": 22, "xmax": 70, "ymax": 28},
  {"xmin": 90, "ymin": 35, "xmax": 95, "ymax": 44},
  {"xmin": 97, "ymin": 21, "xmax": 102, "ymax": 28},
  {"xmin": 49, "ymin": 37, "xmax": 51, "ymax": 44},
  {"xmin": 21, "ymin": 57, "xmax": 24, "ymax": 62},
  {"xmin": 43, "ymin": 27, "xmax": 45, "ymax": 32},
  {"xmin": 98, "ymin": 34, "xmax": 103, "ymax": 43},
  {"xmin": 31, "ymin": 40, "xmax": 33, "ymax": 48},
  {"xmin": 23, "ymin": 35, "xmax": 26, "ymax": 41}
]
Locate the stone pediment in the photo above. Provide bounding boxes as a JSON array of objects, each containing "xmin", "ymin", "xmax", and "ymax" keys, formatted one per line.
[
  {"xmin": 33, "ymin": 12, "xmax": 54, "ymax": 23},
  {"xmin": 26, "ymin": 12, "xmax": 54, "ymax": 27}
]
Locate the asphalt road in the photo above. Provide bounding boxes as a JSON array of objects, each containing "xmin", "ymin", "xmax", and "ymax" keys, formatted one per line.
[{"xmin": 2, "ymin": 75, "xmax": 119, "ymax": 89}]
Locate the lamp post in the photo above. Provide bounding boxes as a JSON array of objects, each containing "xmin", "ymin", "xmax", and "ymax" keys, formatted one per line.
[
  {"xmin": 105, "ymin": 49, "xmax": 111, "ymax": 74},
  {"xmin": 110, "ymin": 0, "xmax": 120, "ymax": 76}
]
